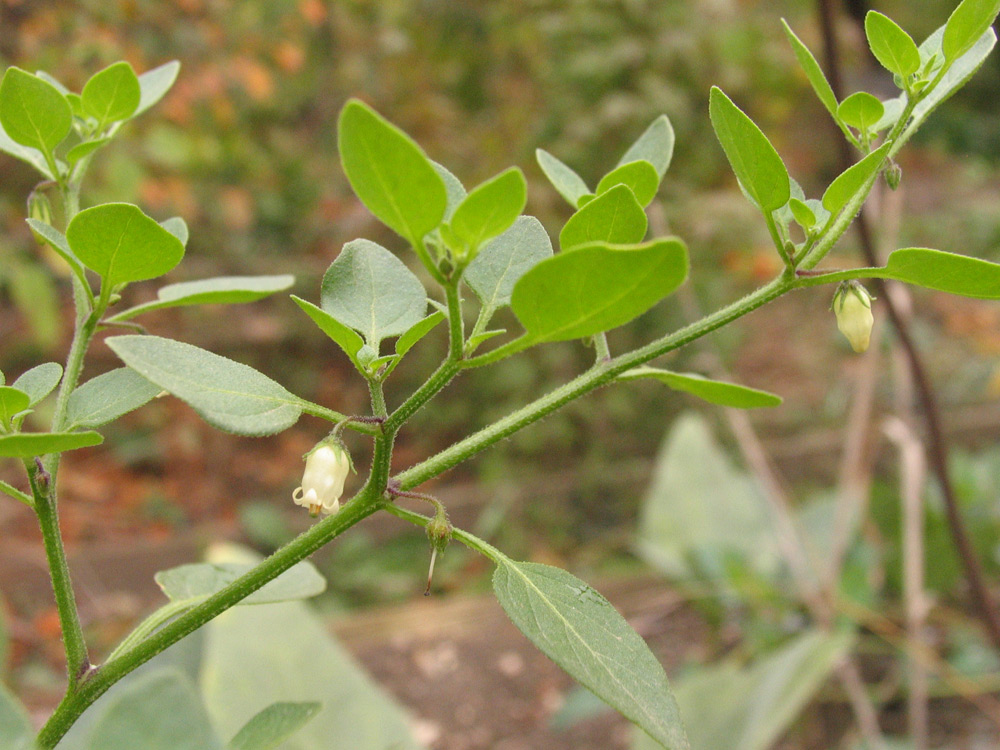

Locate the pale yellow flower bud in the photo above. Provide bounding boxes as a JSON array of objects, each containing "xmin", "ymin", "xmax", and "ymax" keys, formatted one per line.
[
  {"xmin": 833, "ymin": 282, "xmax": 874, "ymax": 353},
  {"xmin": 292, "ymin": 443, "xmax": 351, "ymax": 516}
]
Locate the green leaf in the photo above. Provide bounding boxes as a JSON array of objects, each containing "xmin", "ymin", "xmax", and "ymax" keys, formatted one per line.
[
  {"xmin": 617, "ymin": 368, "xmax": 782, "ymax": 408},
  {"xmin": 0, "ymin": 682, "xmax": 34, "ymax": 750},
  {"xmin": 156, "ymin": 561, "xmax": 326, "ymax": 606},
  {"xmin": 320, "ymin": 239, "xmax": 427, "ymax": 349},
  {"xmin": 0, "ymin": 121, "xmax": 53, "ymax": 178},
  {"xmin": 160, "ymin": 216, "xmax": 189, "ymax": 246},
  {"xmin": 882, "ymin": 248, "xmax": 1000, "ymax": 299},
  {"xmin": 106, "ymin": 335, "xmax": 303, "ymax": 436},
  {"xmin": 135, "ymin": 61, "xmax": 181, "ymax": 116},
  {"xmin": 943, "ymin": 0, "xmax": 1000, "ymax": 62},
  {"xmin": 228, "ymin": 702, "xmax": 322, "ymax": 750},
  {"xmin": 24, "ymin": 219, "xmax": 87, "ymax": 284},
  {"xmin": 465, "ymin": 216, "xmax": 553, "ymax": 315},
  {"xmin": 0, "ymin": 387, "xmax": 30, "ymax": 425},
  {"xmin": 618, "ymin": 115, "xmax": 675, "ymax": 179},
  {"xmin": 781, "ymin": 20, "xmax": 839, "ymax": 118},
  {"xmin": 822, "ymin": 142, "xmax": 891, "ymax": 216},
  {"xmin": 559, "ymin": 184, "xmax": 648, "ymax": 250},
  {"xmin": 395, "ymin": 311, "xmax": 445, "ymax": 356},
  {"xmin": 66, "ymin": 203, "xmax": 185, "ymax": 287},
  {"xmin": 290, "ymin": 296, "xmax": 365, "ymax": 367},
  {"xmin": 447, "ymin": 167, "xmax": 527, "ymax": 256},
  {"xmin": 0, "ymin": 67, "xmax": 71, "ymax": 155},
  {"xmin": 865, "ymin": 11, "xmax": 921, "ymax": 77},
  {"xmin": 338, "ymin": 99, "xmax": 446, "ymax": 247},
  {"xmin": 11, "ymin": 362, "xmax": 62, "ymax": 406},
  {"xmin": 873, "ymin": 94, "xmax": 907, "ymax": 132},
  {"xmin": 112, "ymin": 276, "xmax": 295, "ymax": 321},
  {"xmin": 65, "ymin": 368, "xmax": 162, "ymax": 430},
  {"xmin": 81, "ymin": 61, "xmax": 141, "ymax": 128},
  {"xmin": 66, "ymin": 138, "xmax": 111, "ymax": 165},
  {"xmin": 87, "ymin": 669, "xmax": 224, "ymax": 750},
  {"xmin": 836, "ymin": 92, "xmax": 885, "ymax": 133},
  {"xmin": 432, "ymin": 161, "xmax": 466, "ymax": 222},
  {"xmin": 596, "ymin": 160, "xmax": 660, "ymax": 207},
  {"xmin": 0, "ymin": 431, "xmax": 103, "ymax": 458},
  {"xmin": 788, "ymin": 198, "xmax": 817, "ymax": 230},
  {"xmin": 536, "ymin": 148, "xmax": 591, "ymax": 207},
  {"xmin": 492, "ymin": 559, "xmax": 688, "ymax": 750},
  {"xmin": 709, "ymin": 87, "xmax": 790, "ymax": 213},
  {"xmin": 511, "ymin": 238, "xmax": 688, "ymax": 342}
]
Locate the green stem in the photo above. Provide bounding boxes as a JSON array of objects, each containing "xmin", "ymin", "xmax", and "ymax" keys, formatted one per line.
[
  {"xmin": 299, "ymin": 402, "xmax": 378, "ymax": 434},
  {"xmin": 764, "ymin": 211, "xmax": 792, "ymax": 267},
  {"xmin": 369, "ymin": 379, "xmax": 388, "ymax": 419},
  {"xmin": 383, "ymin": 502, "xmax": 504, "ymax": 564},
  {"xmin": 462, "ymin": 333, "xmax": 534, "ymax": 369},
  {"xmin": 593, "ymin": 332, "xmax": 611, "ymax": 362},
  {"xmin": 0, "ymin": 478, "xmax": 32, "ymax": 506},
  {"xmin": 104, "ymin": 600, "xmax": 192, "ymax": 663},
  {"xmin": 445, "ymin": 282, "xmax": 465, "ymax": 360}
]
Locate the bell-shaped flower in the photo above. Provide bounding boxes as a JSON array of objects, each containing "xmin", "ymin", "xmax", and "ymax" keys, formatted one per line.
[
  {"xmin": 833, "ymin": 282, "xmax": 875, "ymax": 353},
  {"xmin": 292, "ymin": 443, "xmax": 351, "ymax": 516}
]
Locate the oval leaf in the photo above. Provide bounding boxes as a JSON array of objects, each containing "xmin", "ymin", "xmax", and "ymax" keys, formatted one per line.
[
  {"xmin": 65, "ymin": 368, "xmax": 162, "ymax": 429},
  {"xmin": 788, "ymin": 198, "xmax": 817, "ymax": 230},
  {"xmin": 836, "ymin": 91, "xmax": 885, "ymax": 133},
  {"xmin": 559, "ymin": 184, "xmax": 648, "ymax": 250},
  {"xmin": 883, "ymin": 247, "xmax": 1000, "ymax": 299},
  {"xmin": 865, "ymin": 11, "xmax": 921, "ymax": 77},
  {"xmin": 228, "ymin": 702, "xmax": 322, "ymax": 750},
  {"xmin": 781, "ymin": 20, "xmax": 840, "ymax": 118},
  {"xmin": 0, "ymin": 387, "xmax": 30, "ymax": 425},
  {"xmin": 618, "ymin": 115, "xmax": 675, "ymax": 179},
  {"xmin": 0, "ymin": 431, "xmax": 103, "ymax": 458},
  {"xmin": 511, "ymin": 238, "xmax": 688, "ymax": 342},
  {"xmin": 536, "ymin": 148, "xmax": 590, "ymax": 207},
  {"xmin": 465, "ymin": 215, "xmax": 553, "ymax": 314},
  {"xmin": 943, "ymin": 0, "xmax": 1000, "ymax": 61},
  {"xmin": 596, "ymin": 160, "xmax": 660, "ymax": 207},
  {"xmin": 81, "ymin": 61, "xmax": 141, "ymax": 127},
  {"xmin": 155, "ymin": 561, "xmax": 326, "ymax": 606},
  {"xmin": 106, "ymin": 335, "xmax": 303, "ymax": 436},
  {"xmin": 135, "ymin": 61, "xmax": 181, "ymax": 116},
  {"xmin": 618, "ymin": 368, "xmax": 782, "ymax": 408},
  {"xmin": 822, "ymin": 142, "xmax": 891, "ymax": 215},
  {"xmin": 493, "ymin": 559, "xmax": 688, "ymax": 750},
  {"xmin": 448, "ymin": 167, "xmax": 527, "ymax": 256},
  {"xmin": 0, "ymin": 67, "xmax": 71, "ymax": 154},
  {"xmin": 11, "ymin": 362, "xmax": 62, "ymax": 406}
]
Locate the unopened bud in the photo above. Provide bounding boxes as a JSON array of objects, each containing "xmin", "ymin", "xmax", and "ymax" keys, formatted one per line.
[
  {"xmin": 833, "ymin": 281, "xmax": 875, "ymax": 353},
  {"xmin": 425, "ymin": 507, "xmax": 452, "ymax": 596},
  {"xmin": 884, "ymin": 162, "xmax": 902, "ymax": 191},
  {"xmin": 292, "ymin": 441, "xmax": 351, "ymax": 516}
]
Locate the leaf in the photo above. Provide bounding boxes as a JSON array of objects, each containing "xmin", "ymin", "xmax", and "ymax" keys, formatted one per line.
[
  {"xmin": 228, "ymin": 702, "xmax": 322, "ymax": 750},
  {"xmin": 881, "ymin": 247, "xmax": 1000, "ymax": 299},
  {"xmin": 0, "ymin": 67, "xmax": 71, "ymax": 155},
  {"xmin": 66, "ymin": 203, "xmax": 185, "ymax": 287},
  {"xmin": 559, "ymin": 184, "xmax": 648, "ymax": 249},
  {"xmin": 432, "ymin": 161, "xmax": 466, "ymax": 222},
  {"xmin": 781, "ymin": 20, "xmax": 839, "ymax": 118},
  {"xmin": 24, "ymin": 219, "xmax": 87, "ymax": 283},
  {"xmin": 106, "ymin": 335, "xmax": 303, "ymax": 436},
  {"xmin": 596, "ymin": 160, "xmax": 660, "ymax": 207},
  {"xmin": 865, "ymin": 11, "xmax": 921, "ymax": 77},
  {"xmin": 66, "ymin": 138, "xmax": 111, "ymax": 165},
  {"xmin": 81, "ymin": 61, "xmax": 141, "ymax": 128},
  {"xmin": 394, "ymin": 311, "xmax": 445, "ymax": 356},
  {"xmin": 112, "ymin": 276, "xmax": 295, "ymax": 321},
  {"xmin": 86, "ymin": 669, "xmax": 224, "ymax": 750},
  {"xmin": 155, "ymin": 561, "xmax": 326, "ymax": 606},
  {"xmin": 617, "ymin": 368, "xmax": 782, "ymax": 408},
  {"xmin": 822, "ymin": 142, "xmax": 891, "ymax": 215},
  {"xmin": 290, "ymin": 296, "xmax": 365, "ymax": 367},
  {"xmin": 65, "ymin": 368, "xmax": 162, "ymax": 429},
  {"xmin": 535, "ymin": 148, "xmax": 591, "ymax": 208},
  {"xmin": 465, "ymin": 216, "xmax": 553, "ymax": 316},
  {"xmin": 0, "ymin": 431, "xmax": 103, "ymax": 458},
  {"xmin": 511, "ymin": 238, "xmax": 688, "ymax": 342},
  {"xmin": 873, "ymin": 94, "xmax": 907, "ymax": 132},
  {"xmin": 0, "ymin": 387, "xmax": 30, "ymax": 425},
  {"xmin": 836, "ymin": 92, "xmax": 885, "ymax": 133},
  {"xmin": 11, "ymin": 362, "xmax": 62, "ymax": 406},
  {"xmin": 709, "ymin": 87, "xmax": 790, "ymax": 213},
  {"xmin": 320, "ymin": 239, "xmax": 427, "ymax": 349},
  {"xmin": 338, "ymin": 99, "xmax": 446, "ymax": 247},
  {"xmin": 135, "ymin": 61, "xmax": 181, "ymax": 116},
  {"xmin": 447, "ymin": 167, "xmax": 526, "ymax": 257},
  {"xmin": 0, "ymin": 681, "xmax": 34, "ymax": 750},
  {"xmin": 788, "ymin": 198, "xmax": 817, "ymax": 230},
  {"xmin": 618, "ymin": 115, "xmax": 675, "ymax": 179},
  {"xmin": 942, "ymin": 0, "xmax": 1000, "ymax": 61},
  {"xmin": 493, "ymin": 559, "xmax": 688, "ymax": 750},
  {"xmin": 160, "ymin": 217, "xmax": 189, "ymax": 246},
  {"xmin": 0, "ymin": 121, "xmax": 53, "ymax": 178}
]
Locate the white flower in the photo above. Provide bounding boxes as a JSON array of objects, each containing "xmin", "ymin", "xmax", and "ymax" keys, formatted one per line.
[
  {"xmin": 834, "ymin": 282, "xmax": 875, "ymax": 353},
  {"xmin": 292, "ymin": 443, "xmax": 350, "ymax": 516}
]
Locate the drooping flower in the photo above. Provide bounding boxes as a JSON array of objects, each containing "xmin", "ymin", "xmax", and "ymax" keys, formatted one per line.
[
  {"xmin": 833, "ymin": 281, "xmax": 875, "ymax": 353},
  {"xmin": 292, "ymin": 442, "xmax": 351, "ymax": 516}
]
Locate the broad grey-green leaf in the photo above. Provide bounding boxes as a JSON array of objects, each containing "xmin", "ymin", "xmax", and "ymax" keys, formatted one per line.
[
  {"xmin": 465, "ymin": 216, "xmax": 553, "ymax": 314},
  {"xmin": 881, "ymin": 247, "xmax": 1000, "ymax": 299},
  {"xmin": 135, "ymin": 61, "xmax": 181, "ymax": 116},
  {"xmin": 618, "ymin": 115, "xmax": 675, "ymax": 178},
  {"xmin": 493, "ymin": 559, "xmax": 688, "ymax": 750},
  {"xmin": 0, "ymin": 67, "xmax": 71, "ymax": 155},
  {"xmin": 781, "ymin": 20, "xmax": 839, "ymax": 118},
  {"xmin": 511, "ymin": 238, "xmax": 688, "ymax": 342},
  {"xmin": 24, "ymin": 219, "xmax": 87, "ymax": 283},
  {"xmin": 290, "ymin": 296, "xmax": 365, "ymax": 367},
  {"xmin": 873, "ymin": 94, "xmax": 906, "ymax": 132},
  {"xmin": 822, "ymin": 142, "xmax": 891, "ymax": 215},
  {"xmin": 155, "ymin": 561, "xmax": 326, "ymax": 606},
  {"xmin": 836, "ymin": 92, "xmax": 884, "ymax": 133},
  {"xmin": 86, "ymin": 669, "xmax": 224, "ymax": 750},
  {"xmin": 110, "ymin": 276, "xmax": 294, "ymax": 321},
  {"xmin": 865, "ymin": 11, "xmax": 921, "ymax": 77},
  {"xmin": 320, "ymin": 239, "xmax": 427, "ymax": 349},
  {"xmin": 596, "ymin": 160, "xmax": 660, "ymax": 207},
  {"xmin": 11, "ymin": 362, "xmax": 62, "ymax": 406},
  {"xmin": 559, "ymin": 184, "xmax": 648, "ymax": 249},
  {"xmin": 0, "ymin": 682, "xmax": 34, "ymax": 750},
  {"xmin": 395, "ymin": 311, "xmax": 445, "ymax": 356},
  {"xmin": 160, "ymin": 216, "xmax": 189, "ymax": 246},
  {"xmin": 942, "ymin": 0, "xmax": 1000, "ymax": 61},
  {"xmin": 65, "ymin": 368, "xmax": 162, "ymax": 429},
  {"xmin": 0, "ymin": 431, "xmax": 103, "ymax": 458},
  {"xmin": 106, "ymin": 335, "xmax": 303, "ymax": 436},
  {"xmin": 617, "ymin": 368, "xmax": 782, "ymax": 408},
  {"xmin": 228, "ymin": 702, "xmax": 322, "ymax": 750},
  {"xmin": 66, "ymin": 203, "xmax": 185, "ymax": 287},
  {"xmin": 709, "ymin": 87, "xmax": 790, "ymax": 213},
  {"xmin": 81, "ymin": 61, "xmax": 141, "ymax": 128},
  {"xmin": 432, "ymin": 161, "xmax": 466, "ymax": 222},
  {"xmin": 447, "ymin": 167, "xmax": 527, "ymax": 256},
  {"xmin": 0, "ymin": 121, "xmax": 53, "ymax": 178},
  {"xmin": 0, "ymin": 387, "xmax": 31, "ymax": 424},
  {"xmin": 536, "ymin": 148, "xmax": 591, "ymax": 207},
  {"xmin": 338, "ymin": 99, "xmax": 446, "ymax": 246}
]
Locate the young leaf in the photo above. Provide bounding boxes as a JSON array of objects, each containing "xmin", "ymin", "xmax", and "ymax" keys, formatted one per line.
[
  {"xmin": 865, "ymin": 11, "xmax": 921, "ymax": 77},
  {"xmin": 110, "ymin": 276, "xmax": 295, "ymax": 321},
  {"xmin": 81, "ymin": 61, "xmax": 141, "ymax": 128},
  {"xmin": 0, "ymin": 387, "xmax": 30, "ymax": 425},
  {"xmin": 709, "ymin": 87, "xmax": 790, "ymax": 213},
  {"xmin": 320, "ymin": 238, "xmax": 427, "ymax": 349},
  {"xmin": 618, "ymin": 115, "xmax": 675, "ymax": 178},
  {"xmin": 338, "ymin": 99, "xmax": 446, "ymax": 247},
  {"xmin": 0, "ymin": 682, "xmax": 33, "ymax": 750},
  {"xmin": 106, "ymin": 335, "xmax": 304, "ymax": 436},
  {"xmin": 596, "ymin": 160, "xmax": 660, "ymax": 207},
  {"xmin": 836, "ymin": 92, "xmax": 885, "ymax": 134},
  {"xmin": 66, "ymin": 138, "xmax": 111, "ymax": 165},
  {"xmin": 943, "ymin": 0, "xmax": 1000, "ymax": 62},
  {"xmin": 0, "ymin": 431, "xmax": 103, "ymax": 458},
  {"xmin": 432, "ymin": 160, "xmax": 467, "ymax": 222},
  {"xmin": 781, "ymin": 20, "xmax": 839, "ymax": 118},
  {"xmin": 559, "ymin": 184, "xmax": 648, "ymax": 249},
  {"xmin": 228, "ymin": 702, "xmax": 322, "ymax": 750},
  {"xmin": 155, "ymin": 561, "xmax": 326, "ymax": 606},
  {"xmin": 290, "ymin": 296, "xmax": 365, "ymax": 367},
  {"xmin": 535, "ymin": 148, "xmax": 591, "ymax": 208},
  {"xmin": 882, "ymin": 247, "xmax": 1000, "ymax": 299},
  {"xmin": 0, "ymin": 67, "xmax": 72, "ymax": 155},
  {"xmin": 65, "ymin": 368, "xmax": 162, "ymax": 429},
  {"xmin": 11, "ymin": 362, "xmax": 62, "ymax": 406},
  {"xmin": 788, "ymin": 198, "xmax": 817, "ymax": 231},
  {"xmin": 511, "ymin": 238, "xmax": 688, "ymax": 342},
  {"xmin": 447, "ymin": 166, "xmax": 527, "ymax": 256},
  {"xmin": 395, "ymin": 311, "xmax": 445, "ymax": 356},
  {"xmin": 822, "ymin": 142, "xmax": 891, "ymax": 216},
  {"xmin": 465, "ymin": 215, "xmax": 553, "ymax": 314},
  {"xmin": 135, "ymin": 61, "xmax": 181, "ymax": 116},
  {"xmin": 493, "ymin": 559, "xmax": 688, "ymax": 750},
  {"xmin": 617, "ymin": 368, "xmax": 782, "ymax": 408},
  {"xmin": 66, "ymin": 203, "xmax": 185, "ymax": 287}
]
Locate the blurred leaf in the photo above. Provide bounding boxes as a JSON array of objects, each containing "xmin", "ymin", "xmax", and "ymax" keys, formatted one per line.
[
  {"xmin": 160, "ymin": 217, "xmax": 189, "ymax": 246},
  {"xmin": 882, "ymin": 247, "xmax": 1000, "ymax": 299},
  {"xmin": 135, "ymin": 61, "xmax": 181, "ymax": 116},
  {"xmin": 559, "ymin": 184, "xmax": 647, "ymax": 249},
  {"xmin": 447, "ymin": 167, "xmax": 526, "ymax": 256},
  {"xmin": 82, "ymin": 62, "xmax": 141, "ymax": 128},
  {"xmin": 7, "ymin": 259, "xmax": 63, "ymax": 349},
  {"xmin": 865, "ymin": 11, "xmax": 920, "ymax": 77},
  {"xmin": 465, "ymin": 216, "xmax": 553, "ymax": 316},
  {"xmin": 111, "ymin": 276, "xmax": 294, "ymax": 321},
  {"xmin": 12, "ymin": 362, "xmax": 62, "ymax": 406},
  {"xmin": 227, "ymin": 702, "xmax": 322, "ymax": 750},
  {"xmin": 65, "ymin": 368, "xmax": 162, "ymax": 429},
  {"xmin": 0, "ymin": 681, "xmax": 33, "ymax": 750},
  {"xmin": 618, "ymin": 115, "xmax": 675, "ymax": 179},
  {"xmin": 395, "ymin": 311, "xmax": 444, "ymax": 356},
  {"xmin": 781, "ymin": 20, "xmax": 839, "ymax": 118},
  {"xmin": 0, "ymin": 387, "xmax": 31, "ymax": 424},
  {"xmin": 617, "ymin": 368, "xmax": 781, "ymax": 408},
  {"xmin": 0, "ymin": 67, "xmax": 71, "ymax": 155},
  {"xmin": 0, "ymin": 431, "xmax": 103, "ymax": 458},
  {"xmin": 155, "ymin": 561, "xmax": 326, "ymax": 606},
  {"xmin": 822, "ymin": 142, "xmax": 891, "ymax": 215},
  {"xmin": 290, "ymin": 296, "xmax": 365, "ymax": 368},
  {"xmin": 596, "ymin": 160, "xmax": 660, "ymax": 207},
  {"xmin": 873, "ymin": 95, "xmax": 906, "ymax": 132},
  {"xmin": 943, "ymin": 0, "xmax": 1000, "ymax": 62},
  {"xmin": 536, "ymin": 148, "xmax": 590, "ymax": 207},
  {"xmin": 836, "ymin": 92, "xmax": 884, "ymax": 133}
]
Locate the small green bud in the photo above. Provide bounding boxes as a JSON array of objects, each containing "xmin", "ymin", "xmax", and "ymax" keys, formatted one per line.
[
  {"xmin": 292, "ymin": 440, "xmax": 351, "ymax": 517},
  {"xmin": 833, "ymin": 281, "xmax": 875, "ymax": 353},
  {"xmin": 425, "ymin": 506, "xmax": 452, "ymax": 595},
  {"xmin": 885, "ymin": 162, "xmax": 902, "ymax": 191}
]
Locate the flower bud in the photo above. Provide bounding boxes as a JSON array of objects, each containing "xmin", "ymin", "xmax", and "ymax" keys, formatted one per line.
[
  {"xmin": 884, "ymin": 162, "xmax": 902, "ymax": 191},
  {"xmin": 425, "ymin": 506, "xmax": 452, "ymax": 596},
  {"xmin": 833, "ymin": 282, "xmax": 875, "ymax": 353},
  {"xmin": 292, "ymin": 442, "xmax": 351, "ymax": 516}
]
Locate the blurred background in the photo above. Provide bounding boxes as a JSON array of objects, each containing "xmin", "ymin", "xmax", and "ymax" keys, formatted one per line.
[{"xmin": 2, "ymin": 0, "xmax": 1000, "ymax": 748}]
